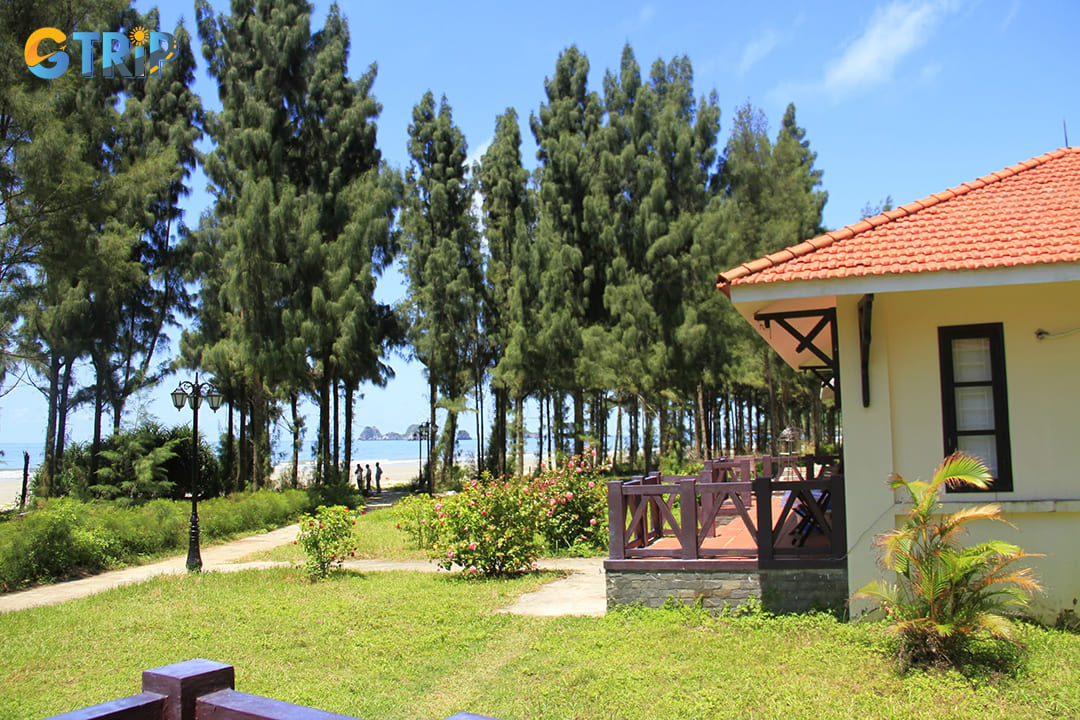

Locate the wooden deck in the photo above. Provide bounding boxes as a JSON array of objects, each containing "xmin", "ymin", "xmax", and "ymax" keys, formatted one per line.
[
  {"xmin": 628, "ymin": 494, "xmax": 830, "ymax": 562},
  {"xmin": 605, "ymin": 456, "xmax": 846, "ymax": 571}
]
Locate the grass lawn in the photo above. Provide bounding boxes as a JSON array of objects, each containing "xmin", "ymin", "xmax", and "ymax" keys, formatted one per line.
[
  {"xmin": 237, "ymin": 506, "xmax": 428, "ymax": 564},
  {"xmin": 2, "ymin": 566, "xmax": 1079, "ymax": 720}
]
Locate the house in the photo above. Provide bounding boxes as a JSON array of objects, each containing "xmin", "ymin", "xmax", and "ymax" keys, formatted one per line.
[{"xmin": 716, "ymin": 147, "xmax": 1080, "ymax": 622}]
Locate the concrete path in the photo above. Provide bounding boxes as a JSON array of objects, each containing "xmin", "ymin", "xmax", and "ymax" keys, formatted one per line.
[{"xmin": 0, "ymin": 492, "xmax": 607, "ymax": 617}]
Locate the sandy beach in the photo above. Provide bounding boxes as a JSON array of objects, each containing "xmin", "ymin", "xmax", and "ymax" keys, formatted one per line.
[
  {"xmin": 1, "ymin": 453, "xmax": 544, "ymax": 509},
  {"xmin": 1, "ymin": 472, "xmax": 30, "ymax": 509}
]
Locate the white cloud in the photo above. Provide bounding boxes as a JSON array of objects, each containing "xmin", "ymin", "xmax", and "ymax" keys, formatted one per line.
[
  {"xmin": 823, "ymin": 1, "xmax": 946, "ymax": 98},
  {"xmin": 737, "ymin": 30, "xmax": 779, "ymax": 77},
  {"xmin": 465, "ymin": 136, "xmax": 493, "ymax": 170}
]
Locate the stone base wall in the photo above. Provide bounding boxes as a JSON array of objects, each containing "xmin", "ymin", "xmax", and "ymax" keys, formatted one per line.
[{"xmin": 606, "ymin": 566, "xmax": 849, "ymax": 616}]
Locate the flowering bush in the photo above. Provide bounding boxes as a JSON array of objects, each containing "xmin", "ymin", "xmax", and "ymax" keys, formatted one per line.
[
  {"xmin": 532, "ymin": 449, "xmax": 609, "ymax": 551},
  {"xmin": 295, "ymin": 505, "xmax": 358, "ymax": 580},
  {"xmin": 432, "ymin": 474, "xmax": 542, "ymax": 576},
  {"xmin": 392, "ymin": 494, "xmax": 441, "ymax": 549}
]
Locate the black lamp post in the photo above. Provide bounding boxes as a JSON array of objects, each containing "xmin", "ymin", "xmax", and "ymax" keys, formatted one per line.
[
  {"xmin": 171, "ymin": 372, "xmax": 223, "ymax": 572},
  {"xmin": 417, "ymin": 421, "xmax": 431, "ymax": 493}
]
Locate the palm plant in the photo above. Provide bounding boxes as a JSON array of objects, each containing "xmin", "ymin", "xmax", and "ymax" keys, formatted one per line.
[{"xmin": 854, "ymin": 452, "xmax": 1042, "ymax": 666}]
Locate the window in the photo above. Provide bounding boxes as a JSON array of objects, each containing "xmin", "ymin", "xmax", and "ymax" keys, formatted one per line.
[{"xmin": 938, "ymin": 323, "xmax": 1012, "ymax": 492}]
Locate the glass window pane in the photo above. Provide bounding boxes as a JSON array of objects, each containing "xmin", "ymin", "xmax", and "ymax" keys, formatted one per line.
[
  {"xmin": 952, "ymin": 338, "xmax": 992, "ymax": 382},
  {"xmin": 955, "ymin": 386, "xmax": 994, "ymax": 431},
  {"xmin": 958, "ymin": 435, "xmax": 998, "ymax": 479}
]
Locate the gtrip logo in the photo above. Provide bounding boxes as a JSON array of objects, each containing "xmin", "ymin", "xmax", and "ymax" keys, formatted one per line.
[{"xmin": 25, "ymin": 26, "xmax": 177, "ymax": 80}]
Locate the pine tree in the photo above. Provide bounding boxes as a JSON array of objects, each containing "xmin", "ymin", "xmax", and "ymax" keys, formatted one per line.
[
  {"xmin": 195, "ymin": 0, "xmax": 316, "ymax": 487},
  {"xmin": 530, "ymin": 46, "xmax": 603, "ymax": 457},
  {"xmin": 402, "ymin": 92, "xmax": 480, "ymax": 489},
  {"xmin": 290, "ymin": 6, "xmax": 398, "ymax": 483},
  {"xmin": 479, "ymin": 108, "xmax": 534, "ymax": 477}
]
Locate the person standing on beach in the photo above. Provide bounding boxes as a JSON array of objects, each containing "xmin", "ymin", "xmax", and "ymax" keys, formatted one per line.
[
  {"xmin": 355, "ymin": 463, "xmax": 364, "ymax": 493},
  {"xmin": 375, "ymin": 462, "xmax": 383, "ymax": 493},
  {"xmin": 365, "ymin": 464, "xmax": 373, "ymax": 493}
]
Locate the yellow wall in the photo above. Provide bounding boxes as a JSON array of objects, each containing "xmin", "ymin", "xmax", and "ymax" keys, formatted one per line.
[{"xmin": 839, "ymin": 280, "xmax": 1080, "ymax": 620}]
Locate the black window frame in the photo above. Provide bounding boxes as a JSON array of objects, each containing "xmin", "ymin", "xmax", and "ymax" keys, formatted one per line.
[{"xmin": 938, "ymin": 323, "xmax": 1013, "ymax": 493}]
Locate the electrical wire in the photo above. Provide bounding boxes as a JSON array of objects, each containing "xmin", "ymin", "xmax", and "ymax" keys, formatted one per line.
[{"xmin": 1035, "ymin": 326, "xmax": 1080, "ymax": 340}]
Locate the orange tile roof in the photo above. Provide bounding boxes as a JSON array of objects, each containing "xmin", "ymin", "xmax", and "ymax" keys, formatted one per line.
[{"xmin": 718, "ymin": 147, "xmax": 1080, "ymax": 292}]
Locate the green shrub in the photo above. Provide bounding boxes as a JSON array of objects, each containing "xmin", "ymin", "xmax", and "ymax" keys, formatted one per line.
[
  {"xmin": 853, "ymin": 453, "xmax": 1042, "ymax": 668},
  {"xmin": 392, "ymin": 494, "xmax": 440, "ymax": 549},
  {"xmin": 432, "ymin": 474, "xmax": 542, "ymax": 576},
  {"xmin": 0, "ymin": 490, "xmax": 314, "ymax": 592},
  {"xmin": 532, "ymin": 451, "xmax": 609, "ymax": 551},
  {"xmin": 36, "ymin": 422, "xmax": 222, "ymax": 501},
  {"xmin": 295, "ymin": 505, "xmax": 359, "ymax": 579}
]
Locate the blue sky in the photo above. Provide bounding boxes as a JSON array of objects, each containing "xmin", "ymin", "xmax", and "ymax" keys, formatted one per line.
[{"xmin": 2, "ymin": 0, "xmax": 1078, "ymax": 454}]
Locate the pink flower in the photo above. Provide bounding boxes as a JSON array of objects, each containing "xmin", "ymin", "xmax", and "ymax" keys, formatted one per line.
[
  {"xmin": 480, "ymin": 510, "xmax": 487, "ymax": 516},
  {"xmin": 591, "ymin": 448, "xmax": 597, "ymax": 456},
  {"xmin": 565, "ymin": 491, "xmax": 573, "ymax": 499},
  {"xmin": 447, "ymin": 549, "xmax": 455, "ymax": 558},
  {"xmin": 531, "ymin": 562, "xmax": 539, "ymax": 571},
  {"xmin": 468, "ymin": 542, "xmax": 477, "ymax": 550},
  {"xmin": 590, "ymin": 518, "xmax": 597, "ymax": 526},
  {"xmin": 549, "ymin": 499, "xmax": 557, "ymax": 507},
  {"xmin": 468, "ymin": 566, "xmax": 477, "ymax": 574},
  {"xmin": 420, "ymin": 519, "xmax": 426, "ymax": 524},
  {"xmin": 576, "ymin": 467, "xmax": 583, "ymax": 473},
  {"xmin": 434, "ymin": 502, "xmax": 442, "ymax": 511},
  {"xmin": 587, "ymin": 481, "xmax": 595, "ymax": 488}
]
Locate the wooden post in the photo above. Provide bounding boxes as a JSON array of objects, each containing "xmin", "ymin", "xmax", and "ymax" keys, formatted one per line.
[
  {"xmin": 141, "ymin": 659, "xmax": 235, "ymax": 720},
  {"xmin": 607, "ymin": 480, "xmax": 625, "ymax": 559},
  {"xmin": 754, "ymin": 473, "xmax": 773, "ymax": 562},
  {"xmin": 679, "ymin": 478, "xmax": 698, "ymax": 560},
  {"xmin": 20, "ymin": 451, "xmax": 29, "ymax": 510}
]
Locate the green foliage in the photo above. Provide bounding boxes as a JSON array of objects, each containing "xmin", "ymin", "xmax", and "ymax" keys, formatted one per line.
[
  {"xmin": 402, "ymin": 91, "xmax": 481, "ymax": 488},
  {"xmin": 392, "ymin": 494, "xmax": 441, "ymax": 550},
  {"xmin": 431, "ymin": 475, "xmax": 541, "ymax": 576},
  {"xmin": 854, "ymin": 453, "xmax": 1043, "ymax": 668},
  {"xmin": 43, "ymin": 422, "xmax": 221, "ymax": 502},
  {"xmin": 532, "ymin": 451, "xmax": 609, "ymax": 550},
  {"xmin": 394, "ymin": 458, "xmax": 609, "ymax": 574},
  {"xmin": 0, "ymin": 490, "xmax": 310, "ymax": 592},
  {"xmin": 295, "ymin": 505, "xmax": 360, "ymax": 580}
]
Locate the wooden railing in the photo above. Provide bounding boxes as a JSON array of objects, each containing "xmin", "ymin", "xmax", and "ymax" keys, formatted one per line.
[
  {"xmin": 45, "ymin": 659, "xmax": 500, "ymax": 720},
  {"xmin": 607, "ymin": 455, "xmax": 846, "ymax": 566}
]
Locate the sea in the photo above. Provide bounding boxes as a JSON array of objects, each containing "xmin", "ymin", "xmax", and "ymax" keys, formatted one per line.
[{"xmin": 0, "ymin": 439, "xmax": 472, "ymax": 474}]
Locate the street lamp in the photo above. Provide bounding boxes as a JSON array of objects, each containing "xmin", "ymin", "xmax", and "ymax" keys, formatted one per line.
[
  {"xmin": 417, "ymin": 421, "xmax": 430, "ymax": 493},
  {"xmin": 171, "ymin": 372, "xmax": 223, "ymax": 572}
]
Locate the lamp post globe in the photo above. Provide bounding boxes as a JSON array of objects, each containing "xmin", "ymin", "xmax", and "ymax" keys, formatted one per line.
[{"xmin": 172, "ymin": 372, "xmax": 223, "ymax": 573}]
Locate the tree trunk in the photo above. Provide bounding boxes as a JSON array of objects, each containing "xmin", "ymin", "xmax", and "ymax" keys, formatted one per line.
[
  {"xmin": 318, "ymin": 365, "xmax": 331, "ymax": 483},
  {"xmin": 643, "ymin": 403, "xmax": 654, "ymax": 474},
  {"xmin": 537, "ymin": 393, "xmax": 545, "ymax": 469},
  {"xmin": 629, "ymin": 397, "xmax": 639, "ymax": 471},
  {"xmin": 290, "ymin": 391, "xmax": 301, "ymax": 489},
  {"xmin": 428, "ymin": 373, "xmax": 437, "ymax": 495},
  {"xmin": 614, "ymin": 400, "xmax": 623, "ymax": 466},
  {"xmin": 344, "ymin": 381, "xmax": 354, "ymax": 488},
  {"xmin": 55, "ymin": 358, "xmax": 73, "ymax": 464},
  {"xmin": 514, "ymin": 394, "xmax": 524, "ymax": 476},
  {"xmin": 238, "ymin": 393, "xmax": 248, "ymax": 491},
  {"xmin": 333, "ymin": 377, "xmax": 340, "ymax": 480},
  {"xmin": 573, "ymin": 388, "xmax": 584, "ymax": 456},
  {"xmin": 41, "ymin": 352, "xmax": 62, "ymax": 496}
]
